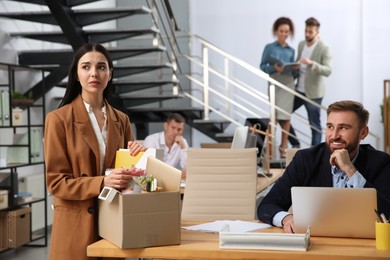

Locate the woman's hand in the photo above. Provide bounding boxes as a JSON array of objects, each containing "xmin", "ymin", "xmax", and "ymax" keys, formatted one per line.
[
  {"xmin": 127, "ymin": 140, "xmax": 147, "ymax": 156},
  {"xmin": 104, "ymin": 168, "xmax": 134, "ymax": 190},
  {"xmin": 274, "ymin": 63, "xmax": 284, "ymax": 72}
]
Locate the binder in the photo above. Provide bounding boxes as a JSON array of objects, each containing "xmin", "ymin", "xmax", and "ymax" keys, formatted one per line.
[
  {"xmin": 6, "ymin": 133, "xmax": 29, "ymax": 164},
  {"xmin": 34, "ymin": 129, "xmax": 42, "ymax": 161},
  {"xmin": 1, "ymin": 90, "xmax": 10, "ymax": 126},
  {"xmin": 32, "ymin": 129, "xmax": 43, "ymax": 163},
  {"xmin": 0, "ymin": 90, "xmax": 3, "ymax": 126}
]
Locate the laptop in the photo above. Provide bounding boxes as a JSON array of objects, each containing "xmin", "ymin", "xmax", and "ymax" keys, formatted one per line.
[{"xmin": 291, "ymin": 187, "xmax": 377, "ymax": 238}]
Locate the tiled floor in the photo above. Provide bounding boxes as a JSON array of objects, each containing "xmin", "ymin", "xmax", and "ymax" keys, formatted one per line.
[
  {"xmin": 0, "ymin": 228, "xmax": 140, "ymax": 260},
  {"xmin": 0, "ymin": 229, "xmax": 50, "ymax": 260}
]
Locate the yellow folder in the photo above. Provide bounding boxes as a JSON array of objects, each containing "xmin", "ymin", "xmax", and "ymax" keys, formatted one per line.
[{"xmin": 114, "ymin": 149, "xmax": 145, "ymax": 169}]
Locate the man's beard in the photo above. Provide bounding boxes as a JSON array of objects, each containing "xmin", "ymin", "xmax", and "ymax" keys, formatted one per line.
[
  {"xmin": 327, "ymin": 137, "xmax": 360, "ymax": 154},
  {"xmin": 306, "ymin": 36, "xmax": 315, "ymax": 43}
]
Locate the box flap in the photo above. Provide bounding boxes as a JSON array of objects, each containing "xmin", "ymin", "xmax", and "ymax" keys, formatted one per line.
[{"xmin": 146, "ymin": 157, "xmax": 181, "ymax": 192}]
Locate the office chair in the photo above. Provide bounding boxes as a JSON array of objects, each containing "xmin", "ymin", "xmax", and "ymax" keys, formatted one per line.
[{"xmin": 181, "ymin": 148, "xmax": 258, "ymax": 221}]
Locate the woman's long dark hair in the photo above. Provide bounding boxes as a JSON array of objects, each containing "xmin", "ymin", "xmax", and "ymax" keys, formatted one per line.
[{"xmin": 59, "ymin": 43, "xmax": 114, "ymax": 107}]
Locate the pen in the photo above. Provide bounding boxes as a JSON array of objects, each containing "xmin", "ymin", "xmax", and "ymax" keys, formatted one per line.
[
  {"xmin": 380, "ymin": 213, "xmax": 389, "ymax": 224},
  {"xmin": 374, "ymin": 209, "xmax": 383, "ymax": 223}
]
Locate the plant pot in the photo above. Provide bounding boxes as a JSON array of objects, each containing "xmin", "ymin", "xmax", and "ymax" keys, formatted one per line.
[{"xmin": 11, "ymin": 99, "xmax": 34, "ymax": 107}]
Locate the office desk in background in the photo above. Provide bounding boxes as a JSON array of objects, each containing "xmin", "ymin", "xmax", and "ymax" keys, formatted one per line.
[
  {"xmin": 87, "ymin": 222, "xmax": 390, "ymax": 259},
  {"xmin": 256, "ymin": 168, "xmax": 284, "ymax": 193}
]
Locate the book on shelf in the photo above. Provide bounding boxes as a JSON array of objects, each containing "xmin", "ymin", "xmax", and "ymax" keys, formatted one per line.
[{"xmin": 16, "ymin": 191, "xmax": 33, "ymax": 203}]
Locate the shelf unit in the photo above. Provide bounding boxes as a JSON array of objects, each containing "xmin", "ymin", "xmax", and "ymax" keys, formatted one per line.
[{"xmin": 0, "ymin": 63, "xmax": 47, "ymax": 252}]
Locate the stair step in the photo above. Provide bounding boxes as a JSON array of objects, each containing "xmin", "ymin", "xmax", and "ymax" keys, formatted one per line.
[
  {"xmin": 18, "ymin": 45, "xmax": 166, "ymax": 66},
  {"xmin": 187, "ymin": 118, "xmax": 231, "ymax": 139},
  {"xmin": 114, "ymin": 63, "xmax": 173, "ymax": 77},
  {"xmin": 10, "ymin": 27, "xmax": 160, "ymax": 45},
  {"xmin": 214, "ymin": 132, "xmax": 234, "ymax": 138},
  {"xmin": 121, "ymin": 95, "xmax": 183, "ymax": 107},
  {"xmin": 192, "ymin": 120, "xmax": 231, "ymax": 131},
  {"xmin": 193, "ymin": 119, "xmax": 231, "ymax": 124},
  {"xmin": 114, "ymin": 79, "xmax": 179, "ymax": 93},
  {"xmin": 0, "ymin": 6, "xmax": 151, "ymax": 26},
  {"xmin": 127, "ymin": 107, "xmax": 204, "ymax": 123},
  {"xmin": 14, "ymin": 0, "xmax": 97, "ymax": 7},
  {"xmin": 120, "ymin": 94, "xmax": 184, "ymax": 100}
]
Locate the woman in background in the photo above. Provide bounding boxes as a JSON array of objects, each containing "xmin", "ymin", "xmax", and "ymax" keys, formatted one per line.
[
  {"xmin": 260, "ymin": 17, "xmax": 297, "ymax": 158},
  {"xmin": 44, "ymin": 43, "xmax": 145, "ymax": 260}
]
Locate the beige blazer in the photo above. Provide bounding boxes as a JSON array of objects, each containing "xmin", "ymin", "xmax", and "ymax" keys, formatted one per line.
[
  {"xmin": 297, "ymin": 39, "xmax": 332, "ymax": 99},
  {"xmin": 44, "ymin": 95, "xmax": 133, "ymax": 260}
]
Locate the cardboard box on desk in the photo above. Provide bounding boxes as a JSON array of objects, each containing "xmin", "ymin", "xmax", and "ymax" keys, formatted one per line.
[{"xmin": 98, "ymin": 156, "xmax": 182, "ymax": 249}]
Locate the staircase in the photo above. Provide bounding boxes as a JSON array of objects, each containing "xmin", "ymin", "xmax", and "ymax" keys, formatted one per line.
[
  {"xmin": 0, "ymin": 0, "xmax": 233, "ymax": 142},
  {"xmin": 4, "ymin": 1, "xmax": 379, "ymax": 154}
]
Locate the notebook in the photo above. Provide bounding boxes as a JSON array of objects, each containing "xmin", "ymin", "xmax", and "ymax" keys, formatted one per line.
[{"xmin": 291, "ymin": 187, "xmax": 377, "ymax": 238}]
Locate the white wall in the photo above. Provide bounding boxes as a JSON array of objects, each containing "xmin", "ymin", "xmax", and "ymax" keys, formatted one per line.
[{"xmin": 189, "ymin": 0, "xmax": 390, "ymax": 150}]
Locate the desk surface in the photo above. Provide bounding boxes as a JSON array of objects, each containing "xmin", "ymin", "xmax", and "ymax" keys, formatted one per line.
[{"xmin": 87, "ymin": 222, "xmax": 390, "ymax": 259}]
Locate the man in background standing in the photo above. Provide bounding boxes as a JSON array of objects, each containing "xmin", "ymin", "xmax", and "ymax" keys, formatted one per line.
[
  {"xmin": 289, "ymin": 17, "xmax": 332, "ymax": 147},
  {"xmin": 144, "ymin": 113, "xmax": 188, "ymax": 178}
]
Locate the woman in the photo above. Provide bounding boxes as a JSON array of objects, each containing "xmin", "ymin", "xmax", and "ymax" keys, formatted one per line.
[
  {"xmin": 260, "ymin": 17, "xmax": 297, "ymax": 158},
  {"xmin": 44, "ymin": 43, "xmax": 145, "ymax": 260}
]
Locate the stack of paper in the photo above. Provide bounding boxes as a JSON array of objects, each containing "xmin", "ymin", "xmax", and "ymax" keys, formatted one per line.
[{"xmin": 183, "ymin": 220, "xmax": 271, "ymax": 233}]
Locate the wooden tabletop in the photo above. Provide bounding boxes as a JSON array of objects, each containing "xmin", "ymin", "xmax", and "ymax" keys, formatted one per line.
[{"xmin": 87, "ymin": 222, "xmax": 390, "ymax": 259}]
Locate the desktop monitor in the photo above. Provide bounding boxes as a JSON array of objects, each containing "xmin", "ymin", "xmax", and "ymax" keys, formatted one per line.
[{"xmin": 230, "ymin": 126, "xmax": 257, "ymax": 149}]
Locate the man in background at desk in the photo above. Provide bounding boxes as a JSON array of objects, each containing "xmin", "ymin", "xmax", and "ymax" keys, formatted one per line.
[
  {"xmin": 144, "ymin": 113, "xmax": 188, "ymax": 178},
  {"xmin": 258, "ymin": 100, "xmax": 390, "ymax": 233}
]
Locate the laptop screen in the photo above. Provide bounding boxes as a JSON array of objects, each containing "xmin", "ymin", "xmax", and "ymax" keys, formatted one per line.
[{"xmin": 291, "ymin": 187, "xmax": 377, "ymax": 238}]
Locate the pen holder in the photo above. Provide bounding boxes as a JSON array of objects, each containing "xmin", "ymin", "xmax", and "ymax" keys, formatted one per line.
[{"xmin": 376, "ymin": 221, "xmax": 390, "ymax": 250}]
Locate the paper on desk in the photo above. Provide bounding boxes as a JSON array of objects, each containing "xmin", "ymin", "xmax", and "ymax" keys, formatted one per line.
[{"xmin": 183, "ymin": 220, "xmax": 271, "ymax": 233}]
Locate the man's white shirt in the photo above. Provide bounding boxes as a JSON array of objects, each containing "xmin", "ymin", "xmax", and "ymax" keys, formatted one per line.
[{"xmin": 143, "ymin": 131, "xmax": 188, "ymax": 170}]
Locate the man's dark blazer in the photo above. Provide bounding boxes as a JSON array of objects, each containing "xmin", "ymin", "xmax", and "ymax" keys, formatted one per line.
[{"xmin": 257, "ymin": 143, "xmax": 390, "ymax": 225}]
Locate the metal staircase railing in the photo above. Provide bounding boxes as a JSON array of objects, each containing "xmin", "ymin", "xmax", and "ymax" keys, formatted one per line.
[{"xmin": 0, "ymin": 0, "xmax": 381, "ymax": 154}]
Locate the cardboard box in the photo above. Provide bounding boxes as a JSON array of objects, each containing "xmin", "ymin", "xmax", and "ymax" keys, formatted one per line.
[
  {"xmin": 6, "ymin": 207, "xmax": 31, "ymax": 248},
  {"xmin": 99, "ymin": 156, "xmax": 182, "ymax": 249},
  {"xmin": 99, "ymin": 191, "xmax": 181, "ymax": 248},
  {"xmin": 0, "ymin": 190, "xmax": 8, "ymax": 209}
]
